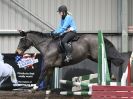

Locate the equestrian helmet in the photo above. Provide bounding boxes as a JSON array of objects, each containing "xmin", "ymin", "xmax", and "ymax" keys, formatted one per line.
[{"xmin": 57, "ymin": 5, "xmax": 67, "ymax": 13}]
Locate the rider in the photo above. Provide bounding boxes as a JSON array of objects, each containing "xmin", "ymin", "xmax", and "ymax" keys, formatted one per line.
[{"xmin": 52, "ymin": 5, "xmax": 77, "ymax": 62}]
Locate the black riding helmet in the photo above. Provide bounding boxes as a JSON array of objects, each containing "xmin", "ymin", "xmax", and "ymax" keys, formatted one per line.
[
  {"xmin": 57, "ymin": 5, "xmax": 68, "ymax": 19},
  {"xmin": 57, "ymin": 5, "xmax": 67, "ymax": 13}
]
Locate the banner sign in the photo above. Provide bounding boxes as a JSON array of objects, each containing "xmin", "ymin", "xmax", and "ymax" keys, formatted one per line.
[
  {"xmin": 16, "ymin": 54, "xmax": 39, "ymax": 69},
  {"xmin": 17, "ymin": 58, "xmax": 38, "ymax": 69},
  {"xmin": 1, "ymin": 54, "xmax": 42, "ymax": 89}
]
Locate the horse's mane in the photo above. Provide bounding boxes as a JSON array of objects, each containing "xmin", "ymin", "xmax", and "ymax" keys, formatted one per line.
[{"xmin": 26, "ymin": 30, "xmax": 49, "ymax": 38}]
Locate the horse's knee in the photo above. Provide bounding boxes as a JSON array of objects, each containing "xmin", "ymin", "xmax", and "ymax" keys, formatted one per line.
[{"xmin": 44, "ymin": 59, "xmax": 53, "ymax": 67}]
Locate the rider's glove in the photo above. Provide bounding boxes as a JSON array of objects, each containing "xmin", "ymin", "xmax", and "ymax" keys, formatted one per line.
[
  {"xmin": 50, "ymin": 31, "xmax": 54, "ymax": 36},
  {"xmin": 54, "ymin": 33, "xmax": 59, "ymax": 36},
  {"xmin": 50, "ymin": 31, "xmax": 59, "ymax": 39}
]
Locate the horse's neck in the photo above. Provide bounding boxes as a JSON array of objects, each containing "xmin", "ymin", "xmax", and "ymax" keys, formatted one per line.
[{"xmin": 34, "ymin": 38, "xmax": 51, "ymax": 54}]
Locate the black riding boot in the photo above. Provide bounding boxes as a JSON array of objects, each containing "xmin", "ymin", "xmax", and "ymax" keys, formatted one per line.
[{"xmin": 64, "ymin": 43, "xmax": 72, "ymax": 62}]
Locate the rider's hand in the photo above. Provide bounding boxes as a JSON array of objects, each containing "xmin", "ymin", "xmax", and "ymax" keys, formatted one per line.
[
  {"xmin": 50, "ymin": 31, "xmax": 54, "ymax": 38},
  {"xmin": 50, "ymin": 31, "xmax": 54, "ymax": 36},
  {"xmin": 53, "ymin": 33, "xmax": 59, "ymax": 36},
  {"xmin": 50, "ymin": 31, "xmax": 59, "ymax": 39}
]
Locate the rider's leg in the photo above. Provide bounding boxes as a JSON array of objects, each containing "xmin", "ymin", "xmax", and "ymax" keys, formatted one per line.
[{"xmin": 62, "ymin": 31, "xmax": 76, "ymax": 62}]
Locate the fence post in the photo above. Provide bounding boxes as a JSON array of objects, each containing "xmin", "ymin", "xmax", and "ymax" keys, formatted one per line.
[{"xmin": 98, "ymin": 30, "xmax": 111, "ymax": 85}]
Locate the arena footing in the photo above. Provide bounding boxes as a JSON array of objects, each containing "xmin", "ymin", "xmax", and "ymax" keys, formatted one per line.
[{"xmin": 0, "ymin": 91, "xmax": 89, "ymax": 99}]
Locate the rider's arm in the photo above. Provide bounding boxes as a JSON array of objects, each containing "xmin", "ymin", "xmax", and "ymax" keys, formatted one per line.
[
  {"xmin": 54, "ymin": 21, "xmax": 62, "ymax": 34},
  {"xmin": 54, "ymin": 15, "xmax": 72, "ymax": 35}
]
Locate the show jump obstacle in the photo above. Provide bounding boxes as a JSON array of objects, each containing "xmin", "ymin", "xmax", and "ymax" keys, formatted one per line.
[{"xmin": 59, "ymin": 31, "xmax": 133, "ymax": 98}]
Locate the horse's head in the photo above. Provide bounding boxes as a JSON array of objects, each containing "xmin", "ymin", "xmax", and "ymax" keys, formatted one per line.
[{"xmin": 16, "ymin": 30, "xmax": 33, "ymax": 55}]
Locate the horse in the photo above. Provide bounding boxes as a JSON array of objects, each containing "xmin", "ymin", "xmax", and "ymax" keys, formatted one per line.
[
  {"xmin": 16, "ymin": 30, "xmax": 124, "ymax": 90},
  {"xmin": 0, "ymin": 53, "xmax": 18, "ymax": 86}
]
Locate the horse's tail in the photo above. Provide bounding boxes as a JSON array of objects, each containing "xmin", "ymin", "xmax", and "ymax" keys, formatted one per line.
[{"xmin": 104, "ymin": 38, "xmax": 124, "ymax": 66}]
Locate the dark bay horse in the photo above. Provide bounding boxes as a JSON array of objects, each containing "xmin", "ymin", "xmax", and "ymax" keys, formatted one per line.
[{"xmin": 16, "ymin": 30, "xmax": 124, "ymax": 90}]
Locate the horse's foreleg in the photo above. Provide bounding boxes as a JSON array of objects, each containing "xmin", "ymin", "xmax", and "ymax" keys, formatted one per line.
[
  {"xmin": 45, "ymin": 67, "xmax": 54, "ymax": 89},
  {"xmin": 33, "ymin": 66, "xmax": 48, "ymax": 90},
  {"xmin": 33, "ymin": 67, "xmax": 54, "ymax": 90}
]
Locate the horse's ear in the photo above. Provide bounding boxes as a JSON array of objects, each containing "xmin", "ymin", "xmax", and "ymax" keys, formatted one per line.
[{"xmin": 18, "ymin": 30, "xmax": 26, "ymax": 37}]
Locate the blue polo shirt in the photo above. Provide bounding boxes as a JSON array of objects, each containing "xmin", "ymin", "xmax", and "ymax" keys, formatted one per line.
[{"xmin": 54, "ymin": 15, "xmax": 77, "ymax": 36}]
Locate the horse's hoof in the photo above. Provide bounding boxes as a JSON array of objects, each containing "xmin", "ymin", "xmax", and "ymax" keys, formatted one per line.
[
  {"xmin": 111, "ymin": 74, "xmax": 116, "ymax": 81},
  {"xmin": 28, "ymin": 85, "xmax": 39, "ymax": 93},
  {"xmin": 32, "ymin": 89, "xmax": 36, "ymax": 93},
  {"xmin": 33, "ymin": 85, "xmax": 39, "ymax": 90},
  {"xmin": 46, "ymin": 90, "xmax": 51, "ymax": 95},
  {"xmin": 28, "ymin": 89, "xmax": 34, "ymax": 93},
  {"xmin": 29, "ymin": 88, "xmax": 37, "ymax": 93}
]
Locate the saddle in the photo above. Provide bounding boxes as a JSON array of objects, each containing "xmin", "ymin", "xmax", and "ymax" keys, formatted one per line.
[{"xmin": 58, "ymin": 35, "xmax": 79, "ymax": 54}]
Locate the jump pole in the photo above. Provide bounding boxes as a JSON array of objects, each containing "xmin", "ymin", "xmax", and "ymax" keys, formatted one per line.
[
  {"xmin": 60, "ymin": 80, "xmax": 98, "ymax": 87},
  {"xmin": 60, "ymin": 91, "xmax": 92, "ymax": 96}
]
